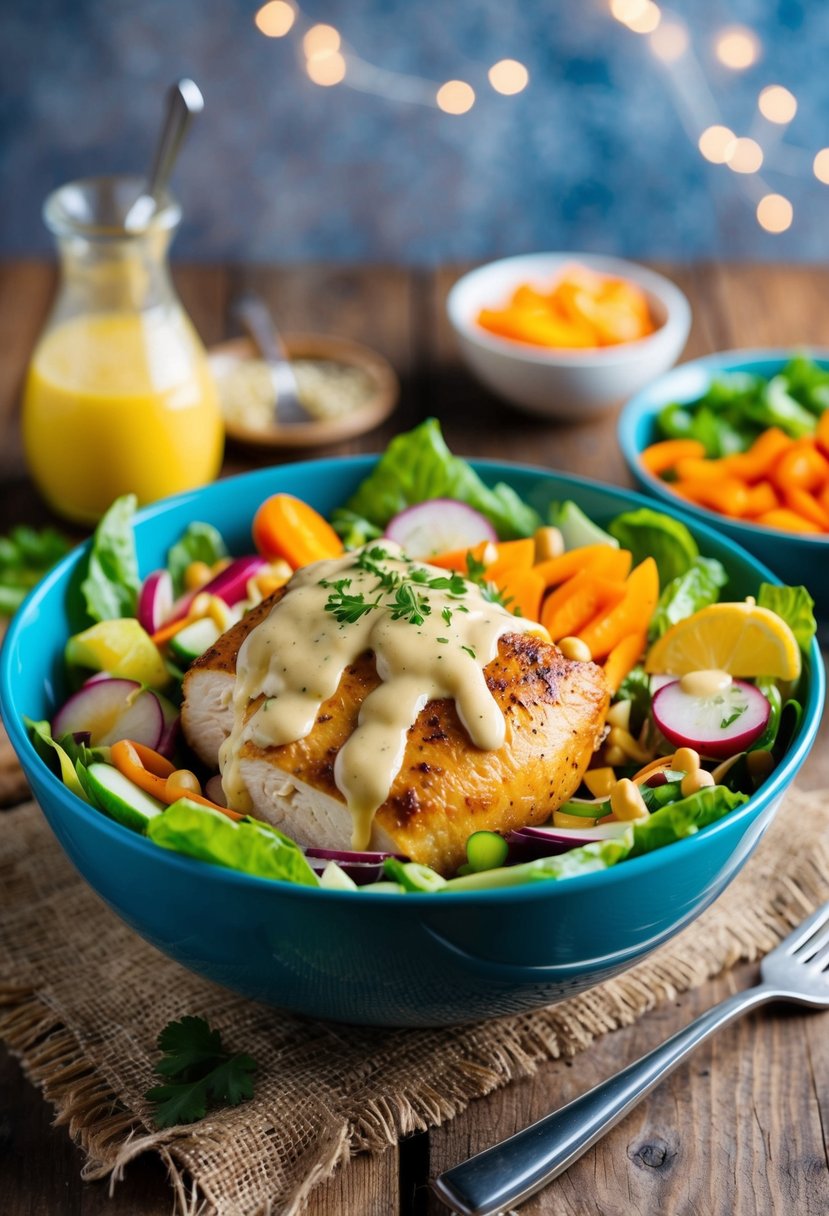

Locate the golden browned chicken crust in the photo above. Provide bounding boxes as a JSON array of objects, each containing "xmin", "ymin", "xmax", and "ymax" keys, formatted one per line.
[{"xmin": 183, "ymin": 599, "xmax": 610, "ymax": 874}]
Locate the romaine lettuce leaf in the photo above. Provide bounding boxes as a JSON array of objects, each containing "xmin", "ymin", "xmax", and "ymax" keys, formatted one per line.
[
  {"xmin": 649, "ymin": 556, "xmax": 727, "ymax": 640},
  {"xmin": 344, "ymin": 418, "xmax": 541, "ymax": 539},
  {"xmin": 330, "ymin": 508, "xmax": 383, "ymax": 549},
  {"xmin": 147, "ymin": 798, "xmax": 319, "ymax": 886},
  {"xmin": 80, "ymin": 495, "xmax": 141, "ymax": 622},
  {"xmin": 757, "ymin": 583, "xmax": 817, "ymax": 652},
  {"xmin": 25, "ymin": 716, "xmax": 90, "ymax": 801},
  {"xmin": 0, "ymin": 525, "xmax": 70, "ymax": 617},
  {"xmin": 608, "ymin": 507, "xmax": 698, "ymax": 587},
  {"xmin": 167, "ymin": 523, "xmax": 228, "ymax": 596},
  {"xmin": 629, "ymin": 785, "xmax": 748, "ymax": 857}
]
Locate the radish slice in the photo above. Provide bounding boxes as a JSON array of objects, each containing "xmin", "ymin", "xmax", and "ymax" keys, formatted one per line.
[
  {"xmin": 304, "ymin": 846, "xmax": 404, "ymax": 887},
  {"xmin": 507, "ymin": 821, "xmax": 632, "ymax": 860},
  {"xmin": 53, "ymin": 678, "xmax": 164, "ymax": 749},
  {"xmin": 384, "ymin": 500, "xmax": 497, "ymax": 560},
  {"xmin": 155, "ymin": 692, "xmax": 181, "ymax": 760},
  {"xmin": 203, "ymin": 556, "xmax": 269, "ymax": 605},
  {"xmin": 652, "ymin": 678, "xmax": 770, "ymax": 760},
  {"xmin": 138, "ymin": 570, "xmax": 174, "ymax": 634}
]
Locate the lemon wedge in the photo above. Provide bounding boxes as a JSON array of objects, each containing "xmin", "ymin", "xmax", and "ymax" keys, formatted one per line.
[
  {"xmin": 65, "ymin": 619, "xmax": 170, "ymax": 689},
  {"xmin": 644, "ymin": 601, "xmax": 801, "ymax": 680}
]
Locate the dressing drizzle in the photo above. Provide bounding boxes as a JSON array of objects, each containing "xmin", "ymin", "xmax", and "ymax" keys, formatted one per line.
[{"xmin": 219, "ymin": 542, "xmax": 548, "ymax": 848}]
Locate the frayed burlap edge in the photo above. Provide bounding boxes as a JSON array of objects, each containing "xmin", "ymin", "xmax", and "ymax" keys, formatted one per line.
[{"xmin": 1, "ymin": 790, "xmax": 828, "ymax": 1216}]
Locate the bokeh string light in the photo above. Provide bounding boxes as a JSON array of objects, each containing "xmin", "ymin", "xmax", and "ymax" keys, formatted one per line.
[{"xmin": 254, "ymin": 0, "xmax": 818, "ymax": 234}]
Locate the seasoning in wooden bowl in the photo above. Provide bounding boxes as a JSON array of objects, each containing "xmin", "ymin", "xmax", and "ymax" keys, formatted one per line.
[{"xmin": 208, "ymin": 334, "xmax": 399, "ymax": 450}]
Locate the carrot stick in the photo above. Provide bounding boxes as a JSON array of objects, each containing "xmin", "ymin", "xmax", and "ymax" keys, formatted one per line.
[
  {"xmin": 427, "ymin": 540, "xmax": 491, "ymax": 572},
  {"xmin": 495, "ymin": 567, "xmax": 546, "ymax": 622},
  {"xmin": 771, "ymin": 441, "xmax": 829, "ymax": 495},
  {"xmin": 603, "ymin": 631, "xmax": 647, "ymax": 695},
  {"xmin": 741, "ymin": 481, "xmax": 779, "ymax": 518},
  {"xmin": 817, "ymin": 410, "xmax": 829, "ymax": 458},
  {"xmin": 640, "ymin": 439, "xmax": 706, "ymax": 476},
  {"xmin": 534, "ymin": 544, "xmax": 627, "ymax": 588},
  {"xmin": 783, "ymin": 488, "xmax": 829, "ymax": 530},
  {"xmin": 252, "ymin": 494, "xmax": 344, "ymax": 568},
  {"xmin": 151, "ymin": 613, "xmax": 199, "ymax": 646},
  {"xmin": 671, "ymin": 478, "xmax": 750, "ymax": 517},
  {"xmin": 578, "ymin": 557, "xmax": 659, "ymax": 660},
  {"xmin": 724, "ymin": 428, "xmax": 792, "ymax": 482},
  {"xmin": 484, "ymin": 538, "xmax": 535, "ymax": 579},
  {"xmin": 754, "ymin": 508, "xmax": 824, "ymax": 535},
  {"xmin": 541, "ymin": 572, "xmax": 625, "ymax": 640}
]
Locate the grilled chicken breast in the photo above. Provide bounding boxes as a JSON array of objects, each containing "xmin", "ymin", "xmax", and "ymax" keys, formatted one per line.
[{"xmin": 182, "ymin": 595, "xmax": 610, "ymax": 875}]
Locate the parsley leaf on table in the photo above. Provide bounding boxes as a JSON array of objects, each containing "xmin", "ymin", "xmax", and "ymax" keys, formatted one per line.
[{"xmin": 145, "ymin": 1015, "xmax": 257, "ymax": 1129}]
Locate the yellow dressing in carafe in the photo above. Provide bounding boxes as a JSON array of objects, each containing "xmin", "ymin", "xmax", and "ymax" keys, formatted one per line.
[{"xmin": 23, "ymin": 309, "xmax": 222, "ymax": 524}]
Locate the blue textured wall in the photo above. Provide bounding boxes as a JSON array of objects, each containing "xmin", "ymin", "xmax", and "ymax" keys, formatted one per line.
[{"xmin": 1, "ymin": 0, "xmax": 826, "ymax": 262}]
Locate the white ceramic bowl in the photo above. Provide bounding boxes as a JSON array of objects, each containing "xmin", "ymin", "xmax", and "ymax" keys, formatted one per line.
[{"xmin": 446, "ymin": 253, "xmax": 692, "ymax": 420}]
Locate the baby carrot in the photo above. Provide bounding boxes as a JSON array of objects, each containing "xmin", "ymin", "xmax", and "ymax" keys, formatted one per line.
[
  {"xmin": 817, "ymin": 410, "xmax": 829, "ymax": 458},
  {"xmin": 672, "ymin": 478, "xmax": 750, "ymax": 517},
  {"xmin": 783, "ymin": 488, "xmax": 829, "ymax": 530},
  {"xmin": 640, "ymin": 439, "xmax": 706, "ymax": 476},
  {"xmin": 252, "ymin": 494, "xmax": 344, "ymax": 569},
  {"xmin": 578, "ymin": 558, "xmax": 659, "ymax": 660},
  {"xmin": 741, "ymin": 481, "xmax": 779, "ymax": 518},
  {"xmin": 541, "ymin": 572, "xmax": 625, "ymax": 640},
  {"xmin": 725, "ymin": 428, "xmax": 792, "ymax": 482}
]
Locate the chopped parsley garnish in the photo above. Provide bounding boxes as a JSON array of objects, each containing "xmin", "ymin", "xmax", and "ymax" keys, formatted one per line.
[
  {"xmin": 464, "ymin": 552, "xmax": 511, "ymax": 609},
  {"xmin": 320, "ymin": 550, "xmax": 485, "ymax": 629},
  {"xmin": 461, "ymin": 645, "xmax": 477, "ymax": 660},
  {"xmin": 720, "ymin": 703, "xmax": 747, "ymax": 729}
]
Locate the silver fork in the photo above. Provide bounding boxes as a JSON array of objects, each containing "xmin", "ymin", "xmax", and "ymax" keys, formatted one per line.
[{"xmin": 433, "ymin": 900, "xmax": 829, "ymax": 1216}]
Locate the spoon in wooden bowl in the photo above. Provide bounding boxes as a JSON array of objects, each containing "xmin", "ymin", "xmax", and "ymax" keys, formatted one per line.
[{"xmin": 232, "ymin": 295, "xmax": 310, "ymax": 424}]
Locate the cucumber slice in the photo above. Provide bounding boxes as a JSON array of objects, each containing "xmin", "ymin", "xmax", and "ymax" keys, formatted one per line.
[
  {"xmin": 83, "ymin": 762, "xmax": 165, "ymax": 833},
  {"xmin": 169, "ymin": 618, "xmax": 221, "ymax": 664},
  {"xmin": 319, "ymin": 861, "xmax": 359, "ymax": 891}
]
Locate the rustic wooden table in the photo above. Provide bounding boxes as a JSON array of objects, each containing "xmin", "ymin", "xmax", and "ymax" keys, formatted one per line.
[{"xmin": 0, "ymin": 261, "xmax": 827, "ymax": 1215}]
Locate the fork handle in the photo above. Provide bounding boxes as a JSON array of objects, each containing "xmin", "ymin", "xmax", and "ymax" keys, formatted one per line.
[{"xmin": 433, "ymin": 983, "xmax": 777, "ymax": 1216}]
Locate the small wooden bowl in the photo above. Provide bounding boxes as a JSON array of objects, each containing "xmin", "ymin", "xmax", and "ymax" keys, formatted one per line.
[{"xmin": 209, "ymin": 333, "xmax": 400, "ymax": 450}]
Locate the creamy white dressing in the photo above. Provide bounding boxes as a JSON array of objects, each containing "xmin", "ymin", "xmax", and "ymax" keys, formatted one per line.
[
  {"xmin": 679, "ymin": 669, "xmax": 733, "ymax": 698},
  {"xmin": 219, "ymin": 542, "xmax": 548, "ymax": 847}
]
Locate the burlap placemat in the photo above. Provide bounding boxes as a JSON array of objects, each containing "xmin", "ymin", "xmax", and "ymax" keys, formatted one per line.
[{"xmin": 1, "ymin": 789, "xmax": 827, "ymax": 1216}]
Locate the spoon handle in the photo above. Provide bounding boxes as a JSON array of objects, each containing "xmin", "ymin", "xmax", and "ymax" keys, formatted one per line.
[
  {"xmin": 233, "ymin": 295, "xmax": 287, "ymax": 366},
  {"xmin": 146, "ymin": 78, "xmax": 204, "ymax": 201}
]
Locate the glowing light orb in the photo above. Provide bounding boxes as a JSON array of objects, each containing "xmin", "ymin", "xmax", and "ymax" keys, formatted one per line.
[
  {"xmin": 436, "ymin": 81, "xmax": 475, "ymax": 115},
  {"xmin": 488, "ymin": 59, "xmax": 529, "ymax": 95},
  {"xmin": 756, "ymin": 194, "xmax": 793, "ymax": 233},
  {"xmin": 698, "ymin": 125, "xmax": 737, "ymax": 164},
  {"xmin": 255, "ymin": 1, "xmax": 295, "ymax": 38},
  {"xmin": 758, "ymin": 85, "xmax": 797, "ymax": 124}
]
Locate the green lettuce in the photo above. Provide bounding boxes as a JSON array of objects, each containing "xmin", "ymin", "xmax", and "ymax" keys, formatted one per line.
[
  {"xmin": 442, "ymin": 833, "xmax": 633, "ymax": 892},
  {"xmin": 608, "ymin": 507, "xmax": 698, "ymax": 587},
  {"xmin": 757, "ymin": 583, "xmax": 817, "ymax": 652},
  {"xmin": 330, "ymin": 509, "xmax": 382, "ymax": 549},
  {"xmin": 80, "ymin": 495, "xmax": 141, "ymax": 622},
  {"xmin": 343, "ymin": 418, "xmax": 541, "ymax": 539},
  {"xmin": 650, "ymin": 556, "xmax": 728, "ymax": 640},
  {"xmin": 167, "ymin": 522, "xmax": 228, "ymax": 596},
  {"xmin": 0, "ymin": 525, "xmax": 70, "ymax": 617},
  {"xmin": 147, "ymin": 798, "xmax": 319, "ymax": 886},
  {"xmin": 25, "ymin": 716, "xmax": 90, "ymax": 802},
  {"xmin": 629, "ymin": 785, "xmax": 748, "ymax": 857}
]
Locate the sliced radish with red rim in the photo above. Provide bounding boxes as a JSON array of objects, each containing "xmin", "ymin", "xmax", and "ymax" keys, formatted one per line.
[
  {"xmin": 53, "ymin": 678, "xmax": 164, "ymax": 749},
  {"xmin": 138, "ymin": 570, "xmax": 174, "ymax": 634},
  {"xmin": 652, "ymin": 678, "xmax": 770, "ymax": 760},
  {"xmin": 384, "ymin": 500, "xmax": 497, "ymax": 560}
]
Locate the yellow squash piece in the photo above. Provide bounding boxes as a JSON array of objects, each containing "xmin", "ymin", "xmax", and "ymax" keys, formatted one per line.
[
  {"xmin": 66, "ymin": 619, "xmax": 170, "ymax": 689},
  {"xmin": 644, "ymin": 602, "xmax": 801, "ymax": 681}
]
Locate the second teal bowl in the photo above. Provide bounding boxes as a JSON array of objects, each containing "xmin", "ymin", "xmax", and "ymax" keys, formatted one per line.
[{"xmin": 617, "ymin": 349, "xmax": 829, "ymax": 619}]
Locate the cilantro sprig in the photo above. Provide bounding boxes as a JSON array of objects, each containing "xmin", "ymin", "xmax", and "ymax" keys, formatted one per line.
[{"xmin": 145, "ymin": 1016, "xmax": 257, "ymax": 1128}]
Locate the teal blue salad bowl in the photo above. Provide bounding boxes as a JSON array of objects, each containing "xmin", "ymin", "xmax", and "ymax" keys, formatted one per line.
[
  {"xmin": 0, "ymin": 459, "xmax": 824, "ymax": 1027},
  {"xmin": 617, "ymin": 349, "xmax": 829, "ymax": 619}
]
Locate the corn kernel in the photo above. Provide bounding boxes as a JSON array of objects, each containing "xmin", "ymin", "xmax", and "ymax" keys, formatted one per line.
[
  {"xmin": 165, "ymin": 769, "xmax": 202, "ymax": 797},
  {"xmin": 559, "ymin": 635, "xmax": 593, "ymax": 662},
  {"xmin": 256, "ymin": 573, "xmax": 290, "ymax": 598},
  {"xmin": 681, "ymin": 768, "xmax": 715, "ymax": 797},
  {"xmin": 184, "ymin": 561, "xmax": 213, "ymax": 591},
  {"xmin": 606, "ymin": 726, "xmax": 652, "ymax": 764},
  {"xmin": 609, "ymin": 777, "xmax": 648, "ymax": 821},
  {"xmin": 534, "ymin": 526, "xmax": 565, "ymax": 562},
  {"xmin": 604, "ymin": 744, "xmax": 627, "ymax": 767}
]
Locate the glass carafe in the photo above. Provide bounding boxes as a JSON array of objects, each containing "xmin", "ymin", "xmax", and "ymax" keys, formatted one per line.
[{"xmin": 22, "ymin": 176, "xmax": 223, "ymax": 525}]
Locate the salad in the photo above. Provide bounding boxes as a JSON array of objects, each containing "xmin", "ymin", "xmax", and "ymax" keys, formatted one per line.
[
  {"xmin": 641, "ymin": 355, "xmax": 829, "ymax": 535},
  {"xmin": 27, "ymin": 420, "xmax": 816, "ymax": 895}
]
